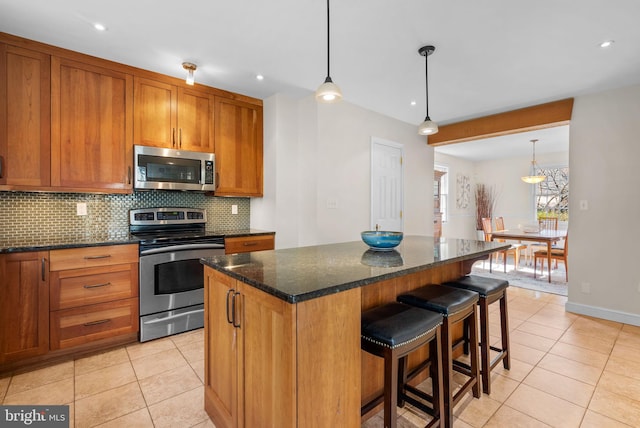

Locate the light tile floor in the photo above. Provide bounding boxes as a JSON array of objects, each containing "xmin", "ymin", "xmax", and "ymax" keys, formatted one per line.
[{"xmin": 1, "ymin": 286, "xmax": 639, "ymax": 427}]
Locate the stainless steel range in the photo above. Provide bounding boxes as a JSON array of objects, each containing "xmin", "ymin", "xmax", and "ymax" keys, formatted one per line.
[{"xmin": 129, "ymin": 207, "xmax": 225, "ymax": 342}]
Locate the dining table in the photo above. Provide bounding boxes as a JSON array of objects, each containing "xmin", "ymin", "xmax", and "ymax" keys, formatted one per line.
[{"xmin": 490, "ymin": 228, "xmax": 567, "ymax": 282}]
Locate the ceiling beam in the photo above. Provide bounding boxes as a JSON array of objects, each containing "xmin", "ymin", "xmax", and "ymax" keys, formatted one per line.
[{"xmin": 427, "ymin": 98, "xmax": 574, "ymax": 146}]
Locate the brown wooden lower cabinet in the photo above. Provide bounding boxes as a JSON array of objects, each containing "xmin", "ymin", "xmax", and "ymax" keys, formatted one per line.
[
  {"xmin": 1, "ymin": 245, "xmax": 139, "ymax": 372},
  {"xmin": 0, "ymin": 251, "xmax": 49, "ymax": 364},
  {"xmin": 50, "ymin": 298, "xmax": 138, "ymax": 350},
  {"xmin": 224, "ymin": 234, "xmax": 274, "ymax": 254},
  {"xmin": 204, "ymin": 267, "xmax": 361, "ymax": 428}
]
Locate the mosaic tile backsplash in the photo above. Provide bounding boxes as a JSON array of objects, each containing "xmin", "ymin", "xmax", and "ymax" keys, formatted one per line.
[{"xmin": 0, "ymin": 191, "xmax": 250, "ymax": 242}]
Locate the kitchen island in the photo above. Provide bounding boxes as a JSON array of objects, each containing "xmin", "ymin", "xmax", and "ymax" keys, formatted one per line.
[{"xmin": 201, "ymin": 235, "xmax": 509, "ymax": 428}]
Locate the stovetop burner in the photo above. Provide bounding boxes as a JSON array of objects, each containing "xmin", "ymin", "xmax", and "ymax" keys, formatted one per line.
[{"xmin": 129, "ymin": 207, "xmax": 224, "ymax": 249}]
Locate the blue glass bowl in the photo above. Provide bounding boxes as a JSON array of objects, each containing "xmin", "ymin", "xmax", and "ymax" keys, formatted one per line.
[{"xmin": 361, "ymin": 231, "xmax": 403, "ymax": 250}]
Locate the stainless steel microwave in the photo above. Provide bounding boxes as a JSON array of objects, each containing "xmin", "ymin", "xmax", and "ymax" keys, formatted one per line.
[{"xmin": 134, "ymin": 145, "xmax": 215, "ymax": 191}]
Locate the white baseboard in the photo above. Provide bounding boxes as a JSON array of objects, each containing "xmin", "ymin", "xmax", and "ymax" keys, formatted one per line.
[{"xmin": 565, "ymin": 302, "xmax": 640, "ymax": 327}]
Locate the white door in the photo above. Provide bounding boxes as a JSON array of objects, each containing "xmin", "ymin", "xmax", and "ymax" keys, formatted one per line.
[{"xmin": 371, "ymin": 138, "xmax": 403, "ymax": 232}]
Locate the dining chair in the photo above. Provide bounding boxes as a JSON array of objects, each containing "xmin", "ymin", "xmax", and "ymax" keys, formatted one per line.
[
  {"xmin": 538, "ymin": 216, "xmax": 559, "ymax": 231},
  {"xmin": 525, "ymin": 216, "xmax": 560, "ymax": 265},
  {"xmin": 495, "ymin": 217, "xmax": 527, "ymax": 269},
  {"xmin": 534, "ymin": 233, "xmax": 568, "ymax": 281},
  {"xmin": 482, "ymin": 217, "xmax": 522, "ymax": 273}
]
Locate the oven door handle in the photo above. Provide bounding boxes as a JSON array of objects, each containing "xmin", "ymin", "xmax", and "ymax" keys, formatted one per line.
[
  {"xmin": 140, "ymin": 243, "xmax": 225, "ymax": 255},
  {"xmin": 142, "ymin": 308, "xmax": 205, "ymax": 325}
]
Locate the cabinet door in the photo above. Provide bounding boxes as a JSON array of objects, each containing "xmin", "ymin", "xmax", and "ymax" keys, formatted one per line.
[
  {"xmin": 51, "ymin": 57, "xmax": 133, "ymax": 192},
  {"xmin": 177, "ymin": 87, "xmax": 214, "ymax": 152},
  {"xmin": 0, "ymin": 44, "xmax": 51, "ymax": 189},
  {"xmin": 240, "ymin": 283, "xmax": 296, "ymax": 428},
  {"xmin": 214, "ymin": 97, "xmax": 263, "ymax": 197},
  {"xmin": 0, "ymin": 251, "xmax": 49, "ymax": 363},
  {"xmin": 134, "ymin": 77, "xmax": 177, "ymax": 148},
  {"xmin": 204, "ymin": 268, "xmax": 240, "ymax": 428}
]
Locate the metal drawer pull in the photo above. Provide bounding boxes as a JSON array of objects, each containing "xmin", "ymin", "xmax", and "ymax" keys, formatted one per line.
[
  {"xmin": 243, "ymin": 242, "xmax": 258, "ymax": 246},
  {"xmin": 84, "ymin": 254, "xmax": 112, "ymax": 260},
  {"xmin": 232, "ymin": 291, "xmax": 241, "ymax": 328},
  {"xmin": 83, "ymin": 319, "xmax": 111, "ymax": 327},
  {"xmin": 226, "ymin": 288, "xmax": 234, "ymax": 324},
  {"xmin": 83, "ymin": 282, "xmax": 111, "ymax": 289}
]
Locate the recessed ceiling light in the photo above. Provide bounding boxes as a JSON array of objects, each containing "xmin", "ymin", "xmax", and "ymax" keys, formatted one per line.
[
  {"xmin": 93, "ymin": 23, "xmax": 107, "ymax": 31},
  {"xmin": 256, "ymin": 74, "xmax": 264, "ymax": 81},
  {"xmin": 599, "ymin": 40, "xmax": 614, "ymax": 48},
  {"xmin": 410, "ymin": 100, "xmax": 417, "ymax": 106}
]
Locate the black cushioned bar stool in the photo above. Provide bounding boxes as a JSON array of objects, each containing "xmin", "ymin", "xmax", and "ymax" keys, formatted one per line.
[
  {"xmin": 361, "ymin": 302, "xmax": 444, "ymax": 428},
  {"xmin": 397, "ymin": 285, "xmax": 480, "ymax": 428},
  {"xmin": 443, "ymin": 275, "xmax": 510, "ymax": 395}
]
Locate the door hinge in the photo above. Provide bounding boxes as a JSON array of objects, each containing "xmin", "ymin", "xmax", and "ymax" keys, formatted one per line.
[
  {"xmin": 400, "ymin": 156, "xmax": 403, "ymax": 165},
  {"xmin": 400, "ymin": 210, "xmax": 403, "ymax": 219}
]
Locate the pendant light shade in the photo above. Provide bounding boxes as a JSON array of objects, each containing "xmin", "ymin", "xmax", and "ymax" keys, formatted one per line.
[
  {"xmin": 521, "ymin": 139, "xmax": 546, "ymax": 184},
  {"xmin": 418, "ymin": 45, "xmax": 438, "ymax": 135},
  {"xmin": 316, "ymin": 0, "xmax": 342, "ymax": 103}
]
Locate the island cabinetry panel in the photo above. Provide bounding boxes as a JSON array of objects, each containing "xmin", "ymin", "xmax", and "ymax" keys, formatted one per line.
[
  {"xmin": 0, "ymin": 43, "xmax": 51, "ymax": 190},
  {"xmin": 224, "ymin": 234, "xmax": 274, "ymax": 254},
  {"xmin": 49, "ymin": 244, "xmax": 138, "ymax": 350},
  {"xmin": 204, "ymin": 267, "xmax": 361, "ymax": 428},
  {"xmin": 0, "ymin": 251, "xmax": 49, "ymax": 364},
  {"xmin": 214, "ymin": 97, "xmax": 263, "ymax": 197},
  {"xmin": 133, "ymin": 77, "xmax": 214, "ymax": 153},
  {"xmin": 51, "ymin": 56, "xmax": 133, "ymax": 192},
  {"xmin": 204, "ymin": 268, "xmax": 297, "ymax": 428}
]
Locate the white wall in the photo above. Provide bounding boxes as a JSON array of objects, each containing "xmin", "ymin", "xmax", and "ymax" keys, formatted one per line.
[
  {"xmin": 252, "ymin": 93, "xmax": 433, "ymax": 249},
  {"xmin": 433, "ymin": 152, "xmax": 476, "ymax": 239},
  {"xmin": 567, "ymin": 84, "xmax": 640, "ymax": 325}
]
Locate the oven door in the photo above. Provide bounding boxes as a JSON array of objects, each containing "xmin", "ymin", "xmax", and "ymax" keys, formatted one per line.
[{"xmin": 139, "ymin": 244, "xmax": 224, "ymax": 317}]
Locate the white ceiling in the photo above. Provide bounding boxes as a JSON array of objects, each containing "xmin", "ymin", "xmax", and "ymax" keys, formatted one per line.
[
  {"xmin": 434, "ymin": 126, "xmax": 570, "ymax": 162},
  {"xmin": 1, "ymin": 0, "xmax": 639, "ymax": 158}
]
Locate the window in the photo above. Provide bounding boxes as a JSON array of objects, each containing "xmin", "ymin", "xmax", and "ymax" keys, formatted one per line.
[
  {"xmin": 434, "ymin": 165, "xmax": 448, "ymax": 222},
  {"xmin": 534, "ymin": 165, "xmax": 569, "ymax": 221}
]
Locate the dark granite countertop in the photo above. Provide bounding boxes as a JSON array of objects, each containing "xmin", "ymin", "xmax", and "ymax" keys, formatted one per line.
[
  {"xmin": 201, "ymin": 235, "xmax": 510, "ymax": 304},
  {"xmin": 0, "ymin": 229, "xmax": 274, "ymax": 253}
]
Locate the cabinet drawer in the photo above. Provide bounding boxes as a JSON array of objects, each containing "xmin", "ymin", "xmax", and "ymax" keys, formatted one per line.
[
  {"xmin": 50, "ymin": 298, "xmax": 138, "ymax": 350},
  {"xmin": 225, "ymin": 235, "xmax": 274, "ymax": 254},
  {"xmin": 50, "ymin": 244, "xmax": 138, "ymax": 271},
  {"xmin": 50, "ymin": 263, "xmax": 138, "ymax": 310}
]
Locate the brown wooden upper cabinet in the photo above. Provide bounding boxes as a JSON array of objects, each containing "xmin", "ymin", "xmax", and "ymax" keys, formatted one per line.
[
  {"xmin": 0, "ymin": 43, "xmax": 51, "ymax": 190},
  {"xmin": 214, "ymin": 97, "xmax": 264, "ymax": 197},
  {"xmin": 51, "ymin": 57, "xmax": 133, "ymax": 192},
  {"xmin": 134, "ymin": 77, "xmax": 214, "ymax": 153}
]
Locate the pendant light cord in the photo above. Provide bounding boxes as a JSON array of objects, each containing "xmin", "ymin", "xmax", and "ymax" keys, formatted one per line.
[
  {"xmin": 425, "ymin": 51, "xmax": 430, "ymax": 119},
  {"xmin": 326, "ymin": 0, "xmax": 331, "ymax": 78}
]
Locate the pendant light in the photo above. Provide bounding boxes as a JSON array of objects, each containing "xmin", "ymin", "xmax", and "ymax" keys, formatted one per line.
[
  {"xmin": 316, "ymin": 0, "xmax": 342, "ymax": 103},
  {"xmin": 182, "ymin": 62, "xmax": 197, "ymax": 86},
  {"xmin": 521, "ymin": 139, "xmax": 546, "ymax": 184},
  {"xmin": 418, "ymin": 45, "xmax": 438, "ymax": 135}
]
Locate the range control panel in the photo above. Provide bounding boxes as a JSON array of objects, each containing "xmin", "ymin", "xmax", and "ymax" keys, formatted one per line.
[{"xmin": 129, "ymin": 207, "xmax": 206, "ymax": 226}]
